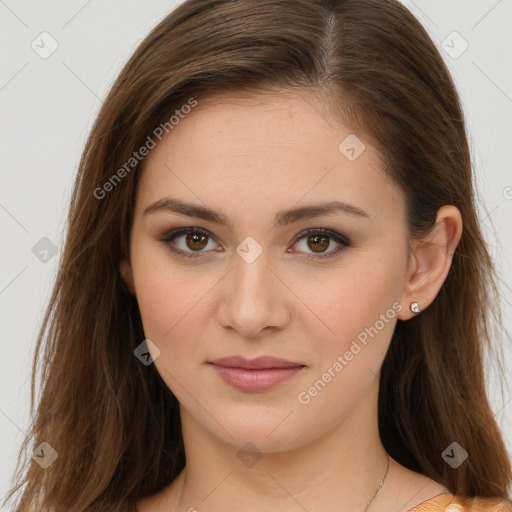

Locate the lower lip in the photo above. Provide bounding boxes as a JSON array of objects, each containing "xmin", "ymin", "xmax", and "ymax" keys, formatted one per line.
[{"xmin": 209, "ymin": 364, "xmax": 305, "ymax": 392}]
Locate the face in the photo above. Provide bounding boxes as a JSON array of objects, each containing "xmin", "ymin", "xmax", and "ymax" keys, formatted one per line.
[{"xmin": 121, "ymin": 89, "xmax": 413, "ymax": 453}]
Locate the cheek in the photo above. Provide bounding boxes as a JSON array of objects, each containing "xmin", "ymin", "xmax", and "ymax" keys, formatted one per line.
[
  {"xmin": 292, "ymin": 260, "xmax": 404, "ymax": 423},
  {"xmin": 306, "ymin": 254, "xmax": 405, "ymax": 368},
  {"xmin": 131, "ymin": 257, "xmax": 212, "ymax": 396},
  {"xmin": 130, "ymin": 239, "xmax": 205, "ymax": 344},
  {"xmin": 134, "ymin": 272, "xmax": 211, "ymax": 351}
]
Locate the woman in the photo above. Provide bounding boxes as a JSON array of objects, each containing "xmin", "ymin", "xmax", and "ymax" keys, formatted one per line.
[{"xmin": 3, "ymin": 0, "xmax": 511, "ymax": 510}]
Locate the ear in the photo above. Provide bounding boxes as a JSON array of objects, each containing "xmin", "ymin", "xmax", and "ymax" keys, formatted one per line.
[
  {"xmin": 398, "ymin": 205, "xmax": 463, "ymax": 321},
  {"xmin": 120, "ymin": 258, "xmax": 136, "ymax": 296}
]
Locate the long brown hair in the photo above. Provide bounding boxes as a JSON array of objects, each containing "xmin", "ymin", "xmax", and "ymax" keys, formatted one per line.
[{"xmin": 4, "ymin": 0, "xmax": 511, "ymax": 509}]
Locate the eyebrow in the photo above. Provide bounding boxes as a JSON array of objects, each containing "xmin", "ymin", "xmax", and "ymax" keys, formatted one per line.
[{"xmin": 143, "ymin": 196, "xmax": 370, "ymax": 229}]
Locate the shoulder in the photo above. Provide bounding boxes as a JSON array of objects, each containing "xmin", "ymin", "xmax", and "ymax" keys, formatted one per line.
[
  {"xmin": 410, "ymin": 493, "xmax": 512, "ymax": 512},
  {"xmin": 448, "ymin": 496, "xmax": 512, "ymax": 512}
]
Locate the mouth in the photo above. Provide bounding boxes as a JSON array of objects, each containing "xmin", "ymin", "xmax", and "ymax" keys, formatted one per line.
[{"xmin": 207, "ymin": 355, "xmax": 306, "ymax": 392}]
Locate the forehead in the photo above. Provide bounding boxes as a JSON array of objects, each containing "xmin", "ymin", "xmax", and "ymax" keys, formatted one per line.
[{"xmin": 136, "ymin": 89, "xmax": 405, "ymax": 226}]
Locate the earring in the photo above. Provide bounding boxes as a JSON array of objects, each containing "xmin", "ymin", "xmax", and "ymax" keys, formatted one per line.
[{"xmin": 410, "ymin": 301, "xmax": 422, "ymax": 314}]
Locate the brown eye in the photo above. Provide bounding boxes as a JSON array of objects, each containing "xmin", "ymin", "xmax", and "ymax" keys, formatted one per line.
[
  {"xmin": 185, "ymin": 232, "xmax": 209, "ymax": 251},
  {"xmin": 291, "ymin": 228, "xmax": 351, "ymax": 259},
  {"xmin": 306, "ymin": 234, "xmax": 330, "ymax": 253},
  {"xmin": 160, "ymin": 227, "xmax": 219, "ymax": 258}
]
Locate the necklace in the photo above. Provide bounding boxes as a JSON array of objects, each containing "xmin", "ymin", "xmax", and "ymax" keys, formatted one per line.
[{"xmin": 362, "ymin": 454, "xmax": 390, "ymax": 512}]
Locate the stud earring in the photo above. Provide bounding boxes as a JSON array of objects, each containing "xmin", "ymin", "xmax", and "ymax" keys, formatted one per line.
[{"xmin": 410, "ymin": 301, "xmax": 422, "ymax": 314}]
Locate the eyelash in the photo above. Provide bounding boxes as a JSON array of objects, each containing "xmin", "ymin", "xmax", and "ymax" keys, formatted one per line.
[{"xmin": 159, "ymin": 227, "xmax": 351, "ymax": 261}]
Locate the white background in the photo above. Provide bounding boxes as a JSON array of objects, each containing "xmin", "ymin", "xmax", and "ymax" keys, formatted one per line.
[{"xmin": 1, "ymin": 0, "xmax": 511, "ymax": 504}]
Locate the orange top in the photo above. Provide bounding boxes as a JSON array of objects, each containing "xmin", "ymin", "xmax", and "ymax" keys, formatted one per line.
[{"xmin": 410, "ymin": 493, "xmax": 512, "ymax": 511}]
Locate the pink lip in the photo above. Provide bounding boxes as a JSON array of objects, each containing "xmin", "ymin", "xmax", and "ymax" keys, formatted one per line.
[{"xmin": 208, "ymin": 356, "xmax": 306, "ymax": 392}]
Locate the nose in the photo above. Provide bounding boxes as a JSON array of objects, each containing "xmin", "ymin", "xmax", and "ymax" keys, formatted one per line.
[{"xmin": 216, "ymin": 249, "xmax": 291, "ymax": 339}]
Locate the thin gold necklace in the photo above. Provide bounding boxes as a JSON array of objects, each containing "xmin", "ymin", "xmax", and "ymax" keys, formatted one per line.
[{"xmin": 362, "ymin": 454, "xmax": 390, "ymax": 512}]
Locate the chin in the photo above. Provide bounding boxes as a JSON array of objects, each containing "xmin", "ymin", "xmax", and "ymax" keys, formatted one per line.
[{"xmin": 204, "ymin": 410, "xmax": 312, "ymax": 454}]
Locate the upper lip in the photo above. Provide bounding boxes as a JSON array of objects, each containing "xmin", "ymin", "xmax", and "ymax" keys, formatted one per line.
[{"xmin": 209, "ymin": 356, "xmax": 305, "ymax": 370}]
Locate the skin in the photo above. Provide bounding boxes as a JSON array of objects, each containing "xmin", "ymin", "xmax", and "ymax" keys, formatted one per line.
[{"xmin": 121, "ymin": 88, "xmax": 462, "ymax": 512}]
